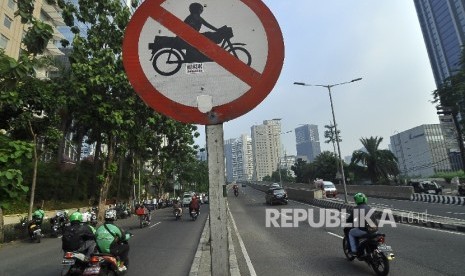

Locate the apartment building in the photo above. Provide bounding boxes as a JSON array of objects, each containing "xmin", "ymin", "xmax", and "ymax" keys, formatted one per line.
[{"xmin": 251, "ymin": 119, "xmax": 282, "ymax": 181}]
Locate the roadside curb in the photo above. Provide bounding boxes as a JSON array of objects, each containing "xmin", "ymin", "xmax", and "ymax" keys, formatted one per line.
[
  {"xmin": 189, "ymin": 215, "xmax": 211, "ymax": 276},
  {"xmin": 189, "ymin": 206, "xmax": 241, "ymax": 276}
]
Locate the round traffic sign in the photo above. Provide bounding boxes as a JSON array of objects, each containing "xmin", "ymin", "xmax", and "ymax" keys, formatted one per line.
[{"xmin": 123, "ymin": 0, "xmax": 284, "ymax": 124}]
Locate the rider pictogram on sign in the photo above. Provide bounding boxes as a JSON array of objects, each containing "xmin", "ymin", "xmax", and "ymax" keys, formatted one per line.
[{"xmin": 123, "ymin": 0, "xmax": 284, "ymax": 125}]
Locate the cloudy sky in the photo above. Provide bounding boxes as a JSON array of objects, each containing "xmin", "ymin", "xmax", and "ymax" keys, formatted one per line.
[{"xmin": 194, "ymin": 0, "xmax": 439, "ymax": 158}]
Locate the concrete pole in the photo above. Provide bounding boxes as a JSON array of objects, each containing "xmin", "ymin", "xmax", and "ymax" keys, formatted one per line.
[{"xmin": 206, "ymin": 124, "xmax": 229, "ymax": 275}]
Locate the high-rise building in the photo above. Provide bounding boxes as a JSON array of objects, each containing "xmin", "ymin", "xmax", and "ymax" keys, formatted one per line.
[
  {"xmin": 224, "ymin": 135, "xmax": 254, "ymax": 182},
  {"xmin": 251, "ymin": 119, "xmax": 282, "ymax": 181},
  {"xmin": 389, "ymin": 124, "xmax": 451, "ymax": 177},
  {"xmin": 1, "ymin": 0, "xmax": 66, "ymax": 77},
  {"xmin": 414, "ymin": 0, "xmax": 465, "ymax": 87},
  {"xmin": 295, "ymin": 124, "xmax": 321, "ymax": 163}
]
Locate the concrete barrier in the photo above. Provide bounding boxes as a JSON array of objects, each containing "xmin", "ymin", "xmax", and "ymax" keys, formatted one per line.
[{"xmin": 334, "ymin": 184, "xmax": 414, "ymax": 200}]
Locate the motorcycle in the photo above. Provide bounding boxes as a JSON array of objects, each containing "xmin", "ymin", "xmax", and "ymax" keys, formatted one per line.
[
  {"xmin": 21, "ymin": 216, "xmax": 42, "ymax": 243},
  {"xmin": 137, "ymin": 212, "xmax": 151, "ymax": 228},
  {"xmin": 234, "ymin": 189, "xmax": 239, "ymax": 197},
  {"xmin": 174, "ymin": 208, "xmax": 182, "ymax": 220},
  {"xmin": 85, "ymin": 207, "xmax": 98, "ymax": 227},
  {"xmin": 50, "ymin": 210, "xmax": 69, "ymax": 238},
  {"xmin": 190, "ymin": 209, "xmax": 199, "ymax": 221},
  {"xmin": 148, "ymin": 25, "xmax": 252, "ymax": 76},
  {"xmin": 82, "ymin": 233, "xmax": 132, "ymax": 276},
  {"xmin": 61, "ymin": 251, "xmax": 90, "ymax": 276},
  {"xmin": 116, "ymin": 204, "xmax": 130, "ymax": 220},
  {"xmin": 342, "ymin": 227, "xmax": 395, "ymax": 276}
]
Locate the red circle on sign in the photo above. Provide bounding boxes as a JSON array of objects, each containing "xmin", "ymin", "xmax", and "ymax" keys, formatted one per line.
[{"xmin": 123, "ymin": 0, "xmax": 284, "ymax": 125}]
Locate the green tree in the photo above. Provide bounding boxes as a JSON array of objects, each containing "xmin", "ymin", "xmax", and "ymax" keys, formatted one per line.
[
  {"xmin": 312, "ymin": 151, "xmax": 340, "ymax": 182},
  {"xmin": 351, "ymin": 136, "xmax": 399, "ymax": 184},
  {"xmin": 291, "ymin": 158, "xmax": 310, "ymax": 183},
  {"xmin": 0, "ymin": 133, "xmax": 32, "ymax": 242}
]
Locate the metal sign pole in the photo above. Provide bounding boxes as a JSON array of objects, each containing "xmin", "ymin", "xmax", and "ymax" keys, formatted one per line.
[{"xmin": 206, "ymin": 124, "xmax": 229, "ymax": 275}]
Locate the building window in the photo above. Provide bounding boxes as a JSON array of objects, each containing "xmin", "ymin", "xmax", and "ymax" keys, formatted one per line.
[
  {"xmin": 3, "ymin": 15, "xmax": 12, "ymax": 29},
  {"xmin": 8, "ymin": 0, "xmax": 15, "ymax": 10},
  {"xmin": 0, "ymin": 35, "xmax": 9, "ymax": 49}
]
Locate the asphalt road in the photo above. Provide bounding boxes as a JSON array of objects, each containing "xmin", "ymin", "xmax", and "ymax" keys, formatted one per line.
[
  {"xmin": 228, "ymin": 186, "xmax": 465, "ymax": 276},
  {"xmin": 0, "ymin": 205, "xmax": 208, "ymax": 276}
]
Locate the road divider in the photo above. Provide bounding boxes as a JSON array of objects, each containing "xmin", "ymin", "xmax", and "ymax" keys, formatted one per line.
[{"xmin": 410, "ymin": 193, "xmax": 465, "ymax": 205}]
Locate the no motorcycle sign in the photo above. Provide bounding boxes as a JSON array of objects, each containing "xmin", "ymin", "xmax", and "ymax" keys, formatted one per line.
[{"xmin": 123, "ymin": 0, "xmax": 284, "ymax": 125}]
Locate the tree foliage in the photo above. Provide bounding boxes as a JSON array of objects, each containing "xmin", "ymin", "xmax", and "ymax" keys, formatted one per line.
[{"xmin": 351, "ymin": 136, "xmax": 399, "ymax": 184}]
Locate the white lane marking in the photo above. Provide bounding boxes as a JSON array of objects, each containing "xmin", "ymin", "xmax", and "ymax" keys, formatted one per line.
[
  {"xmin": 149, "ymin": 222, "xmax": 161, "ymax": 228},
  {"xmin": 327, "ymin": 232, "xmax": 343, "ymax": 239},
  {"xmin": 228, "ymin": 207, "xmax": 257, "ymax": 276}
]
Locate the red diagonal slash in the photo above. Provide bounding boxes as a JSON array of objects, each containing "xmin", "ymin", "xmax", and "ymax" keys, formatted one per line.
[{"xmin": 143, "ymin": 0, "xmax": 261, "ymax": 86}]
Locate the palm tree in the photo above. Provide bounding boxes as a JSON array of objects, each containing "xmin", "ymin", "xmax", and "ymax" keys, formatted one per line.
[{"xmin": 351, "ymin": 136, "xmax": 399, "ymax": 184}]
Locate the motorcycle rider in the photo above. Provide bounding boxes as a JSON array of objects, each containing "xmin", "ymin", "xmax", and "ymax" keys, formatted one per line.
[
  {"xmin": 173, "ymin": 199, "xmax": 183, "ymax": 217},
  {"xmin": 233, "ymin": 184, "xmax": 239, "ymax": 195},
  {"xmin": 95, "ymin": 209, "xmax": 130, "ymax": 272},
  {"xmin": 135, "ymin": 203, "xmax": 150, "ymax": 223},
  {"xmin": 62, "ymin": 211, "xmax": 96, "ymax": 259},
  {"xmin": 32, "ymin": 205, "xmax": 45, "ymax": 226},
  {"xmin": 346, "ymin": 193, "xmax": 378, "ymax": 256},
  {"xmin": 189, "ymin": 194, "xmax": 200, "ymax": 216}
]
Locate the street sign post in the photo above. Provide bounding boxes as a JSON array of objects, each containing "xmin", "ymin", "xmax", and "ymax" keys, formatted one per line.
[
  {"xmin": 123, "ymin": 1, "xmax": 284, "ymax": 274},
  {"xmin": 123, "ymin": 0, "xmax": 284, "ymax": 124}
]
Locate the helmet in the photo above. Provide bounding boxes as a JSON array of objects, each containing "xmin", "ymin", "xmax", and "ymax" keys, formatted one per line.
[
  {"xmin": 189, "ymin": 3, "xmax": 204, "ymax": 14},
  {"xmin": 105, "ymin": 209, "xmax": 116, "ymax": 221},
  {"xmin": 354, "ymin": 193, "xmax": 367, "ymax": 205},
  {"xmin": 69, "ymin": 212, "xmax": 83, "ymax": 222},
  {"xmin": 82, "ymin": 212, "xmax": 90, "ymax": 223}
]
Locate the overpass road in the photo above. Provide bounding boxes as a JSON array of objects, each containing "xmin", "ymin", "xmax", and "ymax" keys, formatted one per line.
[{"xmin": 228, "ymin": 186, "xmax": 465, "ymax": 276}]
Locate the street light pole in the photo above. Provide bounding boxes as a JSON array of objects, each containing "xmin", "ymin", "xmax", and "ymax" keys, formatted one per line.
[{"xmin": 294, "ymin": 78, "xmax": 362, "ymax": 203}]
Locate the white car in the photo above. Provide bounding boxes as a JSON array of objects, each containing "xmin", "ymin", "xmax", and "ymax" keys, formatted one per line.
[{"xmin": 182, "ymin": 194, "xmax": 192, "ymax": 207}]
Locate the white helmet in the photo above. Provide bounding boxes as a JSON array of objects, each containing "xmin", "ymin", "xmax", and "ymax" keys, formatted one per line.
[
  {"xmin": 82, "ymin": 212, "xmax": 91, "ymax": 223},
  {"xmin": 104, "ymin": 209, "xmax": 116, "ymax": 221}
]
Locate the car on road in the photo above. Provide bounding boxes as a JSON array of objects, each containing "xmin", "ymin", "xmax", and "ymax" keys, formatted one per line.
[
  {"xmin": 322, "ymin": 181, "xmax": 337, "ymax": 198},
  {"xmin": 269, "ymin": 182, "xmax": 281, "ymax": 189},
  {"xmin": 409, "ymin": 181, "xmax": 442, "ymax": 195},
  {"xmin": 182, "ymin": 193, "xmax": 192, "ymax": 207},
  {"xmin": 265, "ymin": 187, "xmax": 288, "ymax": 205}
]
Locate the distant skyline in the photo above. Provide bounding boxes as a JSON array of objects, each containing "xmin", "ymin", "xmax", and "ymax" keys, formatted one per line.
[{"xmin": 194, "ymin": 0, "xmax": 439, "ymax": 158}]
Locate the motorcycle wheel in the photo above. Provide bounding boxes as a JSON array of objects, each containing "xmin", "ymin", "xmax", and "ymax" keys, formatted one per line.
[
  {"xmin": 36, "ymin": 233, "xmax": 41, "ymax": 243},
  {"xmin": 370, "ymin": 252, "xmax": 390, "ymax": 276},
  {"xmin": 98, "ymin": 267, "xmax": 116, "ymax": 276},
  {"xmin": 61, "ymin": 267, "xmax": 70, "ymax": 276},
  {"xmin": 139, "ymin": 216, "xmax": 143, "ymax": 229},
  {"xmin": 152, "ymin": 49, "xmax": 183, "ymax": 76},
  {"xmin": 342, "ymin": 237, "xmax": 355, "ymax": 261},
  {"xmin": 227, "ymin": 46, "xmax": 252, "ymax": 66}
]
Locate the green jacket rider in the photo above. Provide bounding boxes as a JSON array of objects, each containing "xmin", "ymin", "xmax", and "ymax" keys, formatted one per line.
[{"xmin": 95, "ymin": 210, "xmax": 131, "ymax": 270}]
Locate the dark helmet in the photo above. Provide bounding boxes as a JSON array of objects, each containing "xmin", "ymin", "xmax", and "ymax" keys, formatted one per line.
[
  {"xmin": 354, "ymin": 192, "xmax": 368, "ymax": 205},
  {"xmin": 189, "ymin": 3, "xmax": 204, "ymax": 14}
]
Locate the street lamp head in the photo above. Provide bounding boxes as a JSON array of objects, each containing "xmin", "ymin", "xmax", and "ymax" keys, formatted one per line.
[
  {"xmin": 351, "ymin": 78, "xmax": 362, "ymax": 82},
  {"xmin": 293, "ymin": 82, "xmax": 306, "ymax": 86}
]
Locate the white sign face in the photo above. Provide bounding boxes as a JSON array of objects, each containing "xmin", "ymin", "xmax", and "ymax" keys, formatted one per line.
[{"xmin": 138, "ymin": 0, "xmax": 268, "ymax": 110}]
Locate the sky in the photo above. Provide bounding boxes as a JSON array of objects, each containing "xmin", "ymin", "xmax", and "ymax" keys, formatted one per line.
[{"xmin": 193, "ymin": 0, "xmax": 439, "ymax": 158}]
